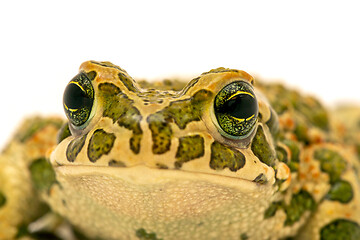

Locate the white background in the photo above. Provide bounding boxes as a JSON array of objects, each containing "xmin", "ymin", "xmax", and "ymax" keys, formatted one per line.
[{"xmin": 0, "ymin": 1, "xmax": 359, "ymax": 147}]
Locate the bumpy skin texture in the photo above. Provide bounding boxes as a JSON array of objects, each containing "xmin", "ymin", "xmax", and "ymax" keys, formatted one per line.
[{"xmin": 0, "ymin": 61, "xmax": 359, "ymax": 240}]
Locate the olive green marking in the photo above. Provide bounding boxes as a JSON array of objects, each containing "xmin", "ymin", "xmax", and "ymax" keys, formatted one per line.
[
  {"xmin": 16, "ymin": 224, "xmax": 63, "ymax": 240},
  {"xmin": 66, "ymin": 134, "xmax": 87, "ymax": 162},
  {"xmin": 263, "ymin": 190, "xmax": 316, "ymax": 225},
  {"xmin": 314, "ymin": 148, "xmax": 347, "ymax": 183},
  {"xmin": 0, "ymin": 191, "xmax": 6, "ymax": 207},
  {"xmin": 253, "ymin": 173, "xmax": 268, "ymax": 184},
  {"xmin": 320, "ymin": 219, "xmax": 360, "ymax": 240},
  {"xmin": 283, "ymin": 139, "xmax": 300, "ymax": 172},
  {"xmin": 264, "ymin": 201, "xmax": 283, "ymax": 219},
  {"xmin": 175, "ymin": 135, "xmax": 205, "ymax": 168},
  {"xmin": 99, "ymin": 82, "xmax": 143, "ymax": 154},
  {"xmin": 259, "ymin": 83, "xmax": 329, "ymax": 131},
  {"xmin": 266, "ymin": 108, "xmax": 279, "ymax": 138},
  {"xmin": 108, "ymin": 159, "xmax": 126, "ymax": 167},
  {"xmin": 88, "ymin": 129, "xmax": 116, "ymax": 162},
  {"xmin": 210, "ymin": 141, "xmax": 245, "ymax": 171},
  {"xmin": 276, "ymin": 145, "xmax": 288, "ymax": 164},
  {"xmin": 16, "ymin": 117, "xmax": 63, "ymax": 143},
  {"xmin": 57, "ymin": 123, "xmax": 71, "ymax": 143},
  {"xmin": 85, "ymin": 70, "xmax": 97, "ymax": 81},
  {"xmin": 99, "ymin": 82, "xmax": 121, "ymax": 95},
  {"xmin": 326, "ymin": 180, "xmax": 354, "ymax": 203},
  {"xmin": 15, "ymin": 225, "xmax": 29, "ymax": 239},
  {"xmin": 118, "ymin": 72, "xmax": 139, "ymax": 92},
  {"xmin": 354, "ymin": 144, "xmax": 360, "ymax": 162},
  {"xmin": 296, "ymin": 96, "xmax": 329, "ymax": 131},
  {"xmin": 240, "ymin": 233, "xmax": 249, "ymax": 240},
  {"xmin": 147, "ymin": 114, "xmax": 173, "ymax": 154},
  {"xmin": 146, "ymin": 89, "xmax": 212, "ymax": 155},
  {"xmin": 166, "ymin": 89, "xmax": 213, "ymax": 129},
  {"xmin": 294, "ymin": 120, "xmax": 309, "ymax": 144},
  {"xmin": 117, "ymin": 104, "xmax": 143, "ymax": 154},
  {"xmin": 29, "ymin": 158, "xmax": 57, "ymax": 192},
  {"xmin": 156, "ymin": 163, "xmax": 169, "ymax": 169},
  {"xmin": 136, "ymin": 228, "xmax": 163, "ymax": 240},
  {"xmin": 251, "ymin": 126, "xmax": 276, "ymax": 166},
  {"xmin": 284, "ymin": 190, "xmax": 316, "ymax": 226}
]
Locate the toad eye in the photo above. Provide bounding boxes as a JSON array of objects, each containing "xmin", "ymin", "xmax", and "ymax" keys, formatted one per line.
[
  {"xmin": 63, "ymin": 72, "xmax": 95, "ymax": 127},
  {"xmin": 214, "ymin": 81, "xmax": 258, "ymax": 139}
]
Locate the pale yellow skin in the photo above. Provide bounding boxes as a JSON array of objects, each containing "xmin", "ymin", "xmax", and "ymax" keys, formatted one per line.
[{"xmin": 0, "ymin": 61, "xmax": 359, "ymax": 240}]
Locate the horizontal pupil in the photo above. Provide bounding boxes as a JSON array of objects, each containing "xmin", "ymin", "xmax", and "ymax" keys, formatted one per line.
[
  {"xmin": 64, "ymin": 83, "xmax": 91, "ymax": 109},
  {"xmin": 224, "ymin": 94, "xmax": 257, "ymax": 119}
]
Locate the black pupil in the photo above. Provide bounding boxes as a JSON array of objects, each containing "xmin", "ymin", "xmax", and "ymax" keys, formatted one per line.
[
  {"xmin": 63, "ymin": 83, "xmax": 91, "ymax": 110},
  {"xmin": 222, "ymin": 94, "xmax": 258, "ymax": 119}
]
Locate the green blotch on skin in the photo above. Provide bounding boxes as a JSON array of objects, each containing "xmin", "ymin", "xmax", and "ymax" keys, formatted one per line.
[
  {"xmin": 355, "ymin": 144, "xmax": 360, "ymax": 161},
  {"xmin": 147, "ymin": 114, "xmax": 173, "ymax": 154},
  {"xmin": 251, "ymin": 126, "xmax": 276, "ymax": 166},
  {"xmin": 276, "ymin": 145, "xmax": 288, "ymax": 163},
  {"xmin": 210, "ymin": 141, "xmax": 245, "ymax": 172},
  {"xmin": 156, "ymin": 163, "xmax": 169, "ymax": 169},
  {"xmin": 147, "ymin": 89, "xmax": 212, "ymax": 155},
  {"xmin": 108, "ymin": 159, "xmax": 126, "ymax": 167},
  {"xmin": 253, "ymin": 173, "xmax": 268, "ymax": 184},
  {"xmin": 0, "ymin": 191, "xmax": 6, "ymax": 207},
  {"xmin": 99, "ymin": 82, "xmax": 143, "ymax": 154},
  {"xmin": 66, "ymin": 134, "xmax": 87, "ymax": 162},
  {"xmin": 320, "ymin": 219, "xmax": 360, "ymax": 240},
  {"xmin": 294, "ymin": 96, "xmax": 329, "ymax": 131},
  {"xmin": 57, "ymin": 123, "xmax": 71, "ymax": 143},
  {"xmin": 29, "ymin": 158, "xmax": 57, "ymax": 192},
  {"xmin": 15, "ymin": 225, "xmax": 29, "ymax": 238},
  {"xmin": 86, "ymin": 71, "xmax": 97, "ymax": 81},
  {"xmin": 88, "ymin": 129, "xmax": 116, "ymax": 162},
  {"xmin": 118, "ymin": 72, "xmax": 139, "ymax": 92},
  {"xmin": 314, "ymin": 148, "xmax": 347, "ymax": 183},
  {"xmin": 264, "ymin": 201, "xmax": 283, "ymax": 219},
  {"xmin": 283, "ymin": 139, "xmax": 300, "ymax": 172},
  {"xmin": 136, "ymin": 228, "xmax": 163, "ymax": 240},
  {"xmin": 175, "ymin": 135, "xmax": 204, "ymax": 168},
  {"xmin": 16, "ymin": 117, "xmax": 63, "ymax": 143},
  {"xmin": 266, "ymin": 108, "xmax": 280, "ymax": 138},
  {"xmin": 260, "ymin": 83, "xmax": 329, "ymax": 131},
  {"xmin": 165, "ymin": 89, "xmax": 213, "ymax": 129},
  {"xmin": 326, "ymin": 180, "xmax": 354, "ymax": 203},
  {"xmin": 16, "ymin": 224, "xmax": 62, "ymax": 240},
  {"xmin": 240, "ymin": 233, "xmax": 249, "ymax": 240},
  {"xmin": 264, "ymin": 190, "xmax": 316, "ymax": 225},
  {"xmin": 284, "ymin": 190, "xmax": 316, "ymax": 226},
  {"xmin": 294, "ymin": 120, "xmax": 309, "ymax": 143},
  {"xmin": 176, "ymin": 90, "xmax": 212, "ymax": 127}
]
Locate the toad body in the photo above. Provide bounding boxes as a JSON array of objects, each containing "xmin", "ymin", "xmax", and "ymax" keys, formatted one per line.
[{"xmin": 0, "ymin": 61, "xmax": 359, "ymax": 240}]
